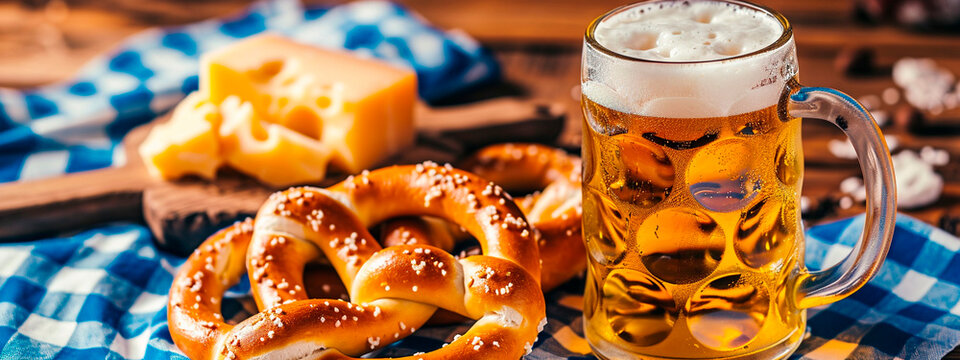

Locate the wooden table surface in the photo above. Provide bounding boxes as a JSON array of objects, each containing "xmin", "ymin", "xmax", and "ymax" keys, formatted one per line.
[{"xmin": 2, "ymin": 0, "xmax": 959, "ymax": 358}]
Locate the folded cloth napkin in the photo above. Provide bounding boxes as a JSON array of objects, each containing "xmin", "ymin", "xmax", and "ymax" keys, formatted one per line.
[
  {"xmin": 0, "ymin": 214, "xmax": 954, "ymax": 360},
  {"xmin": 0, "ymin": 0, "xmax": 499, "ymax": 183}
]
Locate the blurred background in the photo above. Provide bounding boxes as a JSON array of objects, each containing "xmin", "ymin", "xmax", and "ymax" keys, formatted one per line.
[
  {"xmin": 0, "ymin": 0, "xmax": 959, "ymax": 232},
  {"xmin": 2, "ymin": 0, "xmax": 959, "ymax": 86}
]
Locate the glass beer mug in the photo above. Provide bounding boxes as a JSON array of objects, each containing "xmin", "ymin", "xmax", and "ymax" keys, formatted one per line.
[{"xmin": 580, "ymin": 1, "xmax": 897, "ymax": 359}]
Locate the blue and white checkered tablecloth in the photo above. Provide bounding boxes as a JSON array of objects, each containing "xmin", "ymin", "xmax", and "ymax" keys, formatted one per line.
[
  {"xmin": 1, "ymin": 1, "xmax": 958, "ymax": 359},
  {"xmin": 0, "ymin": 0, "xmax": 499, "ymax": 184},
  {"xmin": 0, "ymin": 214, "xmax": 958, "ymax": 359}
]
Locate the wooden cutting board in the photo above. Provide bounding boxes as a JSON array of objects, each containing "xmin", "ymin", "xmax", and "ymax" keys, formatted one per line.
[{"xmin": 0, "ymin": 98, "xmax": 566, "ymax": 255}]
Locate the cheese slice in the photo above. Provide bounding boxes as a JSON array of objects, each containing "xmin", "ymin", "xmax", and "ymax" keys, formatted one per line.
[
  {"xmin": 201, "ymin": 34, "xmax": 417, "ymax": 173},
  {"xmin": 139, "ymin": 93, "xmax": 222, "ymax": 180}
]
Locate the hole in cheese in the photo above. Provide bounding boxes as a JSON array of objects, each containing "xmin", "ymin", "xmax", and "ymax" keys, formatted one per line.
[
  {"xmin": 249, "ymin": 117, "xmax": 270, "ymax": 142},
  {"xmin": 282, "ymin": 105, "xmax": 323, "ymax": 139},
  {"xmin": 316, "ymin": 96, "xmax": 331, "ymax": 109},
  {"xmin": 248, "ymin": 59, "xmax": 286, "ymax": 82}
]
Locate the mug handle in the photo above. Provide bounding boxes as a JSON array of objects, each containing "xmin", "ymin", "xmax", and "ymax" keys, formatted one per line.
[{"xmin": 785, "ymin": 84, "xmax": 898, "ymax": 309}]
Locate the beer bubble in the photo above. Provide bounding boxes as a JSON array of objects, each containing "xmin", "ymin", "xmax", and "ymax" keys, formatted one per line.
[
  {"xmin": 584, "ymin": 189, "xmax": 628, "ymax": 265},
  {"xmin": 686, "ymin": 139, "xmax": 761, "ymax": 212},
  {"xmin": 602, "ymin": 268, "xmax": 678, "ymax": 347},
  {"xmin": 607, "ymin": 135, "xmax": 675, "ymax": 207},
  {"xmin": 712, "ymin": 41, "xmax": 743, "ymax": 57},
  {"xmin": 734, "ymin": 196, "xmax": 797, "ymax": 269},
  {"xmin": 626, "ymin": 32, "xmax": 659, "ymax": 51},
  {"xmin": 636, "ymin": 208, "xmax": 724, "ymax": 284},
  {"xmin": 685, "ymin": 274, "xmax": 770, "ymax": 350}
]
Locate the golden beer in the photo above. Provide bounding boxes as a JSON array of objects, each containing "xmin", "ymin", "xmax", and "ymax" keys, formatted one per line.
[
  {"xmin": 581, "ymin": 97, "xmax": 806, "ymax": 359},
  {"xmin": 581, "ymin": 1, "xmax": 897, "ymax": 359}
]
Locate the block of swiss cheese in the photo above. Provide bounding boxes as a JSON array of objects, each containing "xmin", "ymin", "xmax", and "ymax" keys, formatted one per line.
[{"xmin": 201, "ymin": 34, "xmax": 417, "ymax": 174}]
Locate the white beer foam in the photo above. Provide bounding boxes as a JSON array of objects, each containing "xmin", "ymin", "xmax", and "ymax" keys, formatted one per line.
[
  {"xmin": 594, "ymin": 1, "xmax": 781, "ymax": 62},
  {"xmin": 583, "ymin": 0, "xmax": 797, "ymax": 118}
]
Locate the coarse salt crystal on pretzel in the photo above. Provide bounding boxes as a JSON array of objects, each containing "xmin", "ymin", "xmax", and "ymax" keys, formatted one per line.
[{"xmin": 168, "ymin": 162, "xmax": 546, "ymax": 360}]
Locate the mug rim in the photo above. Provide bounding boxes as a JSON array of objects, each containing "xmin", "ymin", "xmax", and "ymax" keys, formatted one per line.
[{"xmin": 584, "ymin": 0, "xmax": 794, "ymax": 65}]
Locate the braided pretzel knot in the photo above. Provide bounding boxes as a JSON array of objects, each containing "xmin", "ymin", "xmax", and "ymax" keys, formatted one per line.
[
  {"xmin": 169, "ymin": 163, "xmax": 546, "ymax": 359},
  {"xmin": 385, "ymin": 143, "xmax": 584, "ymax": 291}
]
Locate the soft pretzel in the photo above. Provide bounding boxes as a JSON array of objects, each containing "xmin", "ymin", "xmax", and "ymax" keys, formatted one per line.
[
  {"xmin": 168, "ymin": 162, "xmax": 546, "ymax": 360},
  {"xmin": 168, "ymin": 219, "xmax": 254, "ymax": 360},
  {"xmin": 385, "ymin": 143, "xmax": 584, "ymax": 291},
  {"xmin": 462, "ymin": 144, "xmax": 583, "ymax": 291}
]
